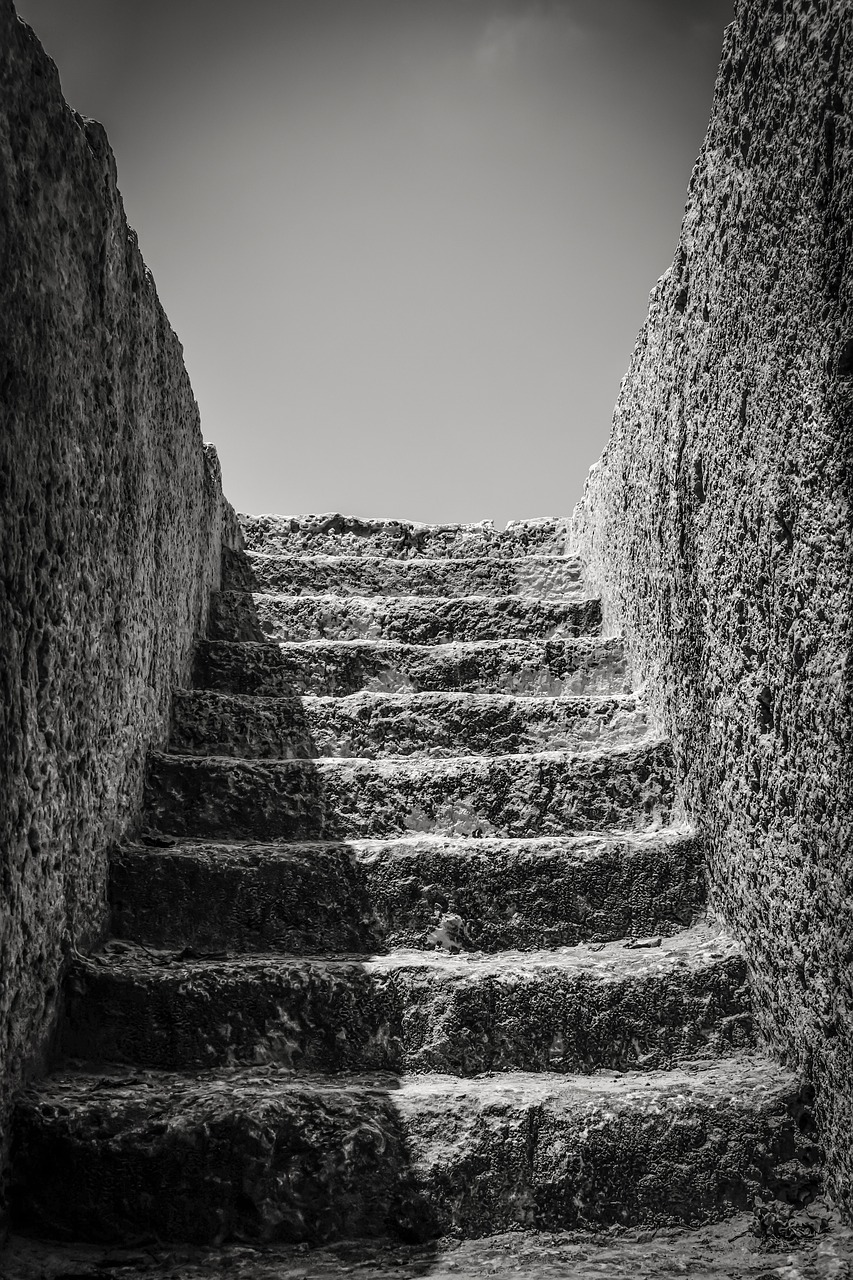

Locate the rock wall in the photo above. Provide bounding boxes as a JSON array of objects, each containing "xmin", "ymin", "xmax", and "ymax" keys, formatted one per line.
[
  {"xmin": 0, "ymin": 0, "xmax": 235, "ymax": 1198},
  {"xmin": 572, "ymin": 0, "xmax": 853, "ymax": 1215}
]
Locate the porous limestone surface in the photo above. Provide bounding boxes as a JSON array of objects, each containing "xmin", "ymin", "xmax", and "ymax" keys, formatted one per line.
[
  {"xmin": 224, "ymin": 552, "xmax": 585, "ymax": 599},
  {"xmin": 58, "ymin": 922, "xmax": 751, "ymax": 1074},
  {"xmin": 194, "ymin": 636, "xmax": 631, "ymax": 698},
  {"xmin": 144, "ymin": 741, "xmax": 676, "ymax": 841},
  {"xmin": 0, "ymin": 0, "xmax": 230, "ymax": 1187},
  {"xmin": 239, "ymin": 514, "xmax": 571, "ymax": 559},
  {"xmin": 169, "ymin": 689, "xmax": 650, "ymax": 759},
  {"xmin": 3, "ymin": 1216, "xmax": 853, "ymax": 1280},
  {"xmin": 10, "ymin": 1056, "xmax": 820, "ymax": 1245},
  {"xmin": 209, "ymin": 593, "xmax": 601, "ymax": 645},
  {"xmin": 110, "ymin": 828, "xmax": 705, "ymax": 954},
  {"xmin": 570, "ymin": 0, "xmax": 853, "ymax": 1206}
]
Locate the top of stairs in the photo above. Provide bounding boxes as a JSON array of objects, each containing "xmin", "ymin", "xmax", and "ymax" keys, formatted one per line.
[{"xmin": 239, "ymin": 513, "xmax": 572, "ymax": 558}]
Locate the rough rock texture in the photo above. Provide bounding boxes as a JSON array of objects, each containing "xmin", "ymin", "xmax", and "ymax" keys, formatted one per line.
[
  {"xmin": 224, "ymin": 551, "xmax": 585, "ymax": 598},
  {"xmin": 110, "ymin": 830, "xmax": 705, "ymax": 954},
  {"xmin": 571, "ymin": 0, "xmax": 853, "ymax": 1212},
  {"xmin": 144, "ymin": 740, "xmax": 676, "ymax": 840},
  {"xmin": 195, "ymin": 636, "xmax": 631, "ymax": 698},
  {"xmin": 4, "ymin": 1216, "xmax": 853, "ymax": 1280},
  {"xmin": 11, "ymin": 1058, "xmax": 820, "ymax": 1244},
  {"xmin": 0, "ymin": 0, "xmax": 235, "ymax": 1201},
  {"xmin": 239, "ymin": 515, "xmax": 572, "ymax": 559},
  {"xmin": 170, "ymin": 689, "xmax": 650, "ymax": 759},
  {"xmin": 210, "ymin": 592, "xmax": 601, "ymax": 645},
  {"xmin": 59, "ymin": 924, "xmax": 751, "ymax": 1074}
]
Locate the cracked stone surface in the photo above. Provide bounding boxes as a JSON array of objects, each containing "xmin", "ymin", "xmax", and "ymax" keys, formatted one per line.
[
  {"xmin": 144, "ymin": 740, "xmax": 676, "ymax": 841},
  {"xmin": 3, "ymin": 1217, "xmax": 852, "ymax": 1280},
  {"xmin": 58, "ymin": 923, "xmax": 752, "ymax": 1074},
  {"xmin": 109, "ymin": 829, "xmax": 706, "ymax": 954},
  {"xmin": 210, "ymin": 592, "xmax": 601, "ymax": 645},
  {"xmin": 223, "ymin": 551, "xmax": 586, "ymax": 599},
  {"xmin": 238, "ymin": 515, "xmax": 572, "ymax": 559},
  {"xmin": 10, "ymin": 1058, "xmax": 821, "ymax": 1245},
  {"xmin": 194, "ymin": 636, "xmax": 632, "ymax": 698},
  {"xmin": 169, "ymin": 690, "xmax": 651, "ymax": 760}
]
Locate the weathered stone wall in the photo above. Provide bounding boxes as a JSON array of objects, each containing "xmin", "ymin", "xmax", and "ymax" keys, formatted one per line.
[
  {"xmin": 0, "ymin": 0, "xmax": 234, "ymax": 1195},
  {"xmin": 572, "ymin": 0, "xmax": 853, "ymax": 1215}
]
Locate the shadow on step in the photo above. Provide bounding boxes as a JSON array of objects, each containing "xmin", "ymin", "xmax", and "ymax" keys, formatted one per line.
[{"xmin": 8, "ymin": 568, "xmax": 443, "ymax": 1260}]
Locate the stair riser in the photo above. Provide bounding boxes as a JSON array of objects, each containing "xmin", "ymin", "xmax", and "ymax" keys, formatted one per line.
[
  {"xmin": 194, "ymin": 638, "xmax": 631, "ymax": 698},
  {"xmin": 170, "ymin": 691, "xmax": 650, "ymax": 760},
  {"xmin": 240, "ymin": 514, "xmax": 571, "ymax": 558},
  {"xmin": 60, "ymin": 953, "xmax": 753, "ymax": 1074},
  {"xmin": 223, "ymin": 552, "xmax": 585, "ymax": 599},
  {"xmin": 144, "ymin": 745, "xmax": 676, "ymax": 841},
  {"xmin": 13, "ymin": 1073, "xmax": 819, "ymax": 1243},
  {"xmin": 110, "ymin": 835, "xmax": 706, "ymax": 954},
  {"xmin": 209, "ymin": 594, "xmax": 601, "ymax": 645}
]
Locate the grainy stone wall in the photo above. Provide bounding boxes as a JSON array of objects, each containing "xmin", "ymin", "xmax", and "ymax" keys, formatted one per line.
[
  {"xmin": 0, "ymin": 0, "xmax": 235, "ymax": 1195},
  {"xmin": 572, "ymin": 0, "xmax": 853, "ymax": 1215}
]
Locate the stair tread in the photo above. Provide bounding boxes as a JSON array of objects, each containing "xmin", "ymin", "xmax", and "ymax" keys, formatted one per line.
[
  {"xmin": 152, "ymin": 738, "xmax": 666, "ymax": 770},
  {"xmin": 210, "ymin": 593, "xmax": 602, "ymax": 646},
  {"xmin": 239, "ymin": 513, "xmax": 572, "ymax": 560},
  {"xmin": 201, "ymin": 635, "xmax": 621, "ymax": 652},
  {"xmin": 21, "ymin": 1049, "xmax": 801, "ymax": 1107},
  {"xmin": 242, "ymin": 553, "xmax": 584, "ymax": 566},
  {"xmin": 225, "ymin": 554, "xmax": 588, "ymax": 599},
  {"xmin": 174, "ymin": 689, "xmax": 640, "ymax": 708},
  {"xmin": 220, "ymin": 592, "xmax": 595, "ymax": 603},
  {"xmin": 122, "ymin": 823, "xmax": 698, "ymax": 859},
  {"xmin": 193, "ymin": 635, "xmax": 629, "ymax": 698},
  {"xmin": 170, "ymin": 689, "xmax": 651, "ymax": 761},
  {"xmin": 85, "ymin": 919, "xmax": 738, "ymax": 976},
  {"xmin": 13, "ymin": 1049, "xmax": 819, "ymax": 1244}
]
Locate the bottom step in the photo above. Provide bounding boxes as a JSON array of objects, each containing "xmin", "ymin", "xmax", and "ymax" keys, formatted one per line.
[
  {"xmin": 5, "ymin": 1216, "xmax": 852, "ymax": 1280},
  {"xmin": 12, "ymin": 1055, "xmax": 820, "ymax": 1245}
]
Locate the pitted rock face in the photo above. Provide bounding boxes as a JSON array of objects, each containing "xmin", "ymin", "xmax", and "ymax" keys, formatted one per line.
[
  {"xmin": 571, "ymin": 0, "xmax": 853, "ymax": 1213},
  {"xmin": 0, "ymin": 0, "xmax": 233, "ymax": 1192}
]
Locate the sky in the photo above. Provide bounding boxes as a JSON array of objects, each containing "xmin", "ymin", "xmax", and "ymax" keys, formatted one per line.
[{"xmin": 16, "ymin": 0, "xmax": 734, "ymax": 526}]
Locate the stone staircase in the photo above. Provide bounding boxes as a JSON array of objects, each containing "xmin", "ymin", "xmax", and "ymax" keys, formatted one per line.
[{"xmin": 10, "ymin": 514, "xmax": 821, "ymax": 1247}]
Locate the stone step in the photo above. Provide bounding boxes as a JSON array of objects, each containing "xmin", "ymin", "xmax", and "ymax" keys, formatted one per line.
[
  {"xmin": 209, "ymin": 593, "xmax": 601, "ymax": 645},
  {"xmin": 169, "ymin": 690, "xmax": 651, "ymax": 760},
  {"xmin": 240, "ymin": 512, "xmax": 571, "ymax": 559},
  {"xmin": 223, "ymin": 550, "xmax": 585, "ymax": 599},
  {"xmin": 12, "ymin": 1056, "xmax": 820, "ymax": 1243},
  {"xmin": 193, "ymin": 636, "xmax": 631, "ymax": 698},
  {"xmin": 144, "ymin": 741, "xmax": 675, "ymax": 841},
  {"xmin": 60, "ymin": 923, "xmax": 752, "ymax": 1075},
  {"xmin": 110, "ymin": 829, "xmax": 705, "ymax": 955}
]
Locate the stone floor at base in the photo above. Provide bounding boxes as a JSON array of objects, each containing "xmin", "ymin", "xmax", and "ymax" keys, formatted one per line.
[{"xmin": 3, "ymin": 1209, "xmax": 852, "ymax": 1280}]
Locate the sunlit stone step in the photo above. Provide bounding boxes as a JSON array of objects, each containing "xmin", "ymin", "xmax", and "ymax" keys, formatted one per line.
[
  {"xmin": 144, "ymin": 740, "xmax": 675, "ymax": 841},
  {"xmin": 222, "ymin": 551, "xmax": 585, "ymax": 598},
  {"xmin": 209, "ymin": 592, "xmax": 601, "ymax": 645},
  {"xmin": 169, "ymin": 690, "xmax": 651, "ymax": 760},
  {"xmin": 240, "ymin": 512, "xmax": 571, "ymax": 559},
  {"xmin": 60, "ymin": 923, "xmax": 752, "ymax": 1074},
  {"xmin": 12, "ymin": 1056, "xmax": 820, "ymax": 1243},
  {"xmin": 111, "ymin": 828, "xmax": 705, "ymax": 955},
  {"xmin": 193, "ymin": 636, "xmax": 630, "ymax": 698}
]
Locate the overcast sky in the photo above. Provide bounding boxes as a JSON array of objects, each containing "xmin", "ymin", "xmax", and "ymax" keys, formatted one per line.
[{"xmin": 16, "ymin": 0, "xmax": 734, "ymax": 525}]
